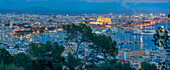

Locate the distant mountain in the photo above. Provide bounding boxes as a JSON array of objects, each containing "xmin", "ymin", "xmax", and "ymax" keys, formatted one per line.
[
  {"xmin": 0, "ymin": 7, "xmax": 57, "ymax": 14},
  {"xmin": 0, "ymin": 7, "xmax": 169, "ymax": 15}
]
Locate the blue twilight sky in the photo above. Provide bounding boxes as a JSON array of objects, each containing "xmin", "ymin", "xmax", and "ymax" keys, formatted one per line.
[{"xmin": 0, "ymin": 0, "xmax": 169, "ymax": 10}]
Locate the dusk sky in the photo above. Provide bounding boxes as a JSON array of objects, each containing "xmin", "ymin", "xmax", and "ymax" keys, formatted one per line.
[{"xmin": 0, "ymin": 0, "xmax": 169, "ymax": 10}]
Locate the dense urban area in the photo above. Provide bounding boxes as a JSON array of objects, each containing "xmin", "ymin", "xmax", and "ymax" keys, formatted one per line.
[{"xmin": 0, "ymin": 13, "xmax": 169, "ymax": 70}]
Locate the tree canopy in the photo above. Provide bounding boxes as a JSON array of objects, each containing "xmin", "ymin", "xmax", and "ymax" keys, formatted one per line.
[
  {"xmin": 29, "ymin": 41, "xmax": 65, "ymax": 70},
  {"xmin": 152, "ymin": 27, "xmax": 170, "ymax": 50},
  {"xmin": 14, "ymin": 53, "xmax": 32, "ymax": 70},
  {"xmin": 63, "ymin": 23, "xmax": 118, "ymax": 70},
  {"xmin": 0, "ymin": 23, "xmax": 120, "ymax": 70},
  {"xmin": 0, "ymin": 49, "xmax": 14, "ymax": 64},
  {"xmin": 0, "ymin": 63, "xmax": 24, "ymax": 70},
  {"xmin": 140, "ymin": 62, "xmax": 157, "ymax": 70},
  {"xmin": 64, "ymin": 53, "xmax": 80, "ymax": 70},
  {"xmin": 88, "ymin": 62, "xmax": 135, "ymax": 70}
]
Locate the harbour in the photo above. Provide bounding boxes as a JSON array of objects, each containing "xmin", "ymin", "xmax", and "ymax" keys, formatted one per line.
[{"xmin": 116, "ymin": 22, "xmax": 170, "ymax": 50}]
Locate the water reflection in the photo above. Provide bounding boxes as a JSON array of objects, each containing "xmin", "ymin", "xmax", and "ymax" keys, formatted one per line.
[{"xmin": 140, "ymin": 35, "xmax": 143, "ymax": 50}]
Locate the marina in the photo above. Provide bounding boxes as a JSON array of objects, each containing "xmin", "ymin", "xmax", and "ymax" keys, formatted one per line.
[
  {"xmin": 116, "ymin": 22, "xmax": 169, "ymax": 50},
  {"xmin": 27, "ymin": 22, "xmax": 170, "ymax": 51}
]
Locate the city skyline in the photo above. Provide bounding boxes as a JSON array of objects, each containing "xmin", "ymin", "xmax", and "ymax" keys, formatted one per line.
[{"xmin": 0, "ymin": 0, "xmax": 170, "ymax": 70}]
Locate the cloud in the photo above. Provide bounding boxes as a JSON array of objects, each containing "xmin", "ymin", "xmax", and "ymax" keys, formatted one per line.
[
  {"xmin": 11, "ymin": 0, "xmax": 170, "ymax": 3},
  {"xmin": 26, "ymin": 0, "xmax": 48, "ymax": 1},
  {"xmin": 64, "ymin": 0, "xmax": 169, "ymax": 8},
  {"xmin": 12, "ymin": 0, "xmax": 49, "ymax": 2},
  {"xmin": 123, "ymin": 0, "xmax": 169, "ymax": 8},
  {"xmin": 126, "ymin": 0, "xmax": 169, "ymax": 3},
  {"xmin": 121, "ymin": 0, "xmax": 129, "ymax": 8},
  {"xmin": 9, "ymin": 0, "xmax": 170, "ymax": 8},
  {"xmin": 64, "ymin": 0, "xmax": 169, "ymax": 3}
]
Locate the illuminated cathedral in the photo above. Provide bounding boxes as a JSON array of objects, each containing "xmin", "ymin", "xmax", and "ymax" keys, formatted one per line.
[{"xmin": 89, "ymin": 16, "xmax": 112, "ymax": 25}]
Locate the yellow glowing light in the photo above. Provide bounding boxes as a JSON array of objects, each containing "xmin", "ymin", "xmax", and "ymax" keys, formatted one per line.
[
  {"xmin": 49, "ymin": 51, "xmax": 52, "ymax": 54},
  {"xmin": 138, "ymin": 64, "xmax": 142, "ymax": 69},
  {"xmin": 89, "ymin": 16, "xmax": 112, "ymax": 25},
  {"xmin": 33, "ymin": 31, "xmax": 36, "ymax": 34},
  {"xmin": 15, "ymin": 29, "xmax": 19, "ymax": 31},
  {"xmin": 20, "ymin": 29, "xmax": 24, "ymax": 31},
  {"xmin": 45, "ymin": 27, "xmax": 48, "ymax": 30}
]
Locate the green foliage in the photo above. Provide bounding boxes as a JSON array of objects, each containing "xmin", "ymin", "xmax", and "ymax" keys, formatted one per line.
[
  {"xmin": 63, "ymin": 24, "xmax": 118, "ymax": 70},
  {"xmin": 157, "ymin": 62, "xmax": 167, "ymax": 70},
  {"xmin": 39, "ymin": 30, "xmax": 44, "ymax": 33},
  {"xmin": 63, "ymin": 23, "xmax": 95, "ymax": 69},
  {"xmin": 90, "ymin": 34, "xmax": 118, "ymax": 57},
  {"xmin": 0, "ymin": 49, "xmax": 14, "ymax": 64},
  {"xmin": 168, "ymin": 14, "xmax": 170, "ymax": 22},
  {"xmin": 141, "ymin": 62, "xmax": 157, "ymax": 70},
  {"xmin": 152, "ymin": 27, "xmax": 169, "ymax": 49},
  {"xmin": 64, "ymin": 53, "xmax": 80, "ymax": 70},
  {"xmin": 113, "ymin": 62, "xmax": 135, "ymax": 70},
  {"xmin": 63, "ymin": 23, "xmax": 93, "ymax": 43},
  {"xmin": 88, "ymin": 62, "xmax": 135, "ymax": 70},
  {"xmin": 0, "ymin": 63, "xmax": 24, "ymax": 70},
  {"xmin": 14, "ymin": 53, "xmax": 32, "ymax": 70},
  {"xmin": 29, "ymin": 41, "xmax": 65, "ymax": 70},
  {"xmin": 95, "ymin": 63, "xmax": 112, "ymax": 70}
]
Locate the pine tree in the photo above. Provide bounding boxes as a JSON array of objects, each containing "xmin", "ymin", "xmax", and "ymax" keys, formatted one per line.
[
  {"xmin": 168, "ymin": 14, "xmax": 170, "ymax": 22},
  {"xmin": 63, "ymin": 24, "xmax": 118, "ymax": 70},
  {"xmin": 152, "ymin": 26, "xmax": 169, "ymax": 53}
]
